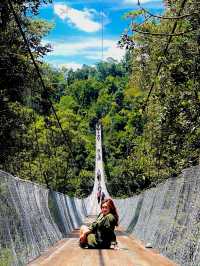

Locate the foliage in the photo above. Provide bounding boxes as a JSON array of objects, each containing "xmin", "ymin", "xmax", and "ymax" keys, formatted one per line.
[
  {"xmin": 0, "ymin": 0, "xmax": 52, "ymax": 170},
  {"xmin": 1, "ymin": 0, "xmax": 200, "ymax": 198},
  {"xmin": 118, "ymin": 0, "xmax": 200, "ymax": 189},
  {"xmin": 0, "ymin": 248, "xmax": 14, "ymax": 266}
]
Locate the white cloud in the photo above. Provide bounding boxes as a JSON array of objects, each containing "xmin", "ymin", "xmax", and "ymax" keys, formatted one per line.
[
  {"xmin": 44, "ymin": 59, "xmax": 82, "ymax": 70},
  {"xmin": 45, "ymin": 38, "xmax": 125, "ymax": 62},
  {"xmin": 54, "ymin": 3, "xmax": 101, "ymax": 33},
  {"xmin": 58, "ymin": 62, "xmax": 83, "ymax": 70},
  {"xmin": 85, "ymin": 42, "xmax": 125, "ymax": 62},
  {"xmin": 103, "ymin": 45, "xmax": 125, "ymax": 62}
]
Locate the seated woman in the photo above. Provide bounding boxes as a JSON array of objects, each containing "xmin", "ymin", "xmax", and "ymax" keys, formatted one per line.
[{"xmin": 79, "ymin": 198, "xmax": 118, "ymax": 249}]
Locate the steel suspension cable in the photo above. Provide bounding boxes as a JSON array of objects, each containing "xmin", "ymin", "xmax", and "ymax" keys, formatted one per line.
[
  {"xmin": 101, "ymin": 7, "xmax": 104, "ymax": 60},
  {"xmin": 142, "ymin": 0, "xmax": 188, "ymax": 112},
  {"xmin": 140, "ymin": 0, "xmax": 188, "ymax": 181},
  {"xmin": 8, "ymin": 0, "xmax": 78, "ymax": 168}
]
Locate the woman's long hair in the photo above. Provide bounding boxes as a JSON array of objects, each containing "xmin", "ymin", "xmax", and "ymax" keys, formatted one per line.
[{"xmin": 101, "ymin": 198, "xmax": 119, "ymax": 226}]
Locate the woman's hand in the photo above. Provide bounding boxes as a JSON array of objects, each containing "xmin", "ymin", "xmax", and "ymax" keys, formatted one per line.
[
  {"xmin": 79, "ymin": 225, "xmax": 91, "ymax": 244},
  {"xmin": 80, "ymin": 233, "xmax": 87, "ymax": 244}
]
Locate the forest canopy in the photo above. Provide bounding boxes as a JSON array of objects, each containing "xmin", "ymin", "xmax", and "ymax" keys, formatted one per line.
[{"xmin": 0, "ymin": 0, "xmax": 200, "ymax": 197}]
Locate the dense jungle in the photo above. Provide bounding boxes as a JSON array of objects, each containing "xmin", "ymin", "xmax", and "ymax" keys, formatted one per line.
[{"xmin": 1, "ymin": 0, "xmax": 200, "ymax": 197}]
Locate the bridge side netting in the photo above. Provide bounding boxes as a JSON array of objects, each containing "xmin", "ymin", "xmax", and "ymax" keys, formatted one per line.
[
  {"xmin": 0, "ymin": 123, "xmax": 109, "ymax": 265},
  {"xmin": 0, "ymin": 170, "xmax": 89, "ymax": 265},
  {"xmin": 114, "ymin": 165, "xmax": 200, "ymax": 266}
]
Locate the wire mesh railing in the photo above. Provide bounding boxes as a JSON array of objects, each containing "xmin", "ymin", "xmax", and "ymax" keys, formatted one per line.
[{"xmin": 0, "ymin": 170, "xmax": 89, "ymax": 265}]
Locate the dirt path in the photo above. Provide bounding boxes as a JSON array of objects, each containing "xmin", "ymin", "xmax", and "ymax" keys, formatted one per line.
[{"xmin": 28, "ymin": 216, "xmax": 178, "ymax": 266}]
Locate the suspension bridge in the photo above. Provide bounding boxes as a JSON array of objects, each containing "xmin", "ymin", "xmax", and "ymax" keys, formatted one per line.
[
  {"xmin": 1, "ymin": 1, "xmax": 200, "ymax": 265},
  {"xmin": 0, "ymin": 124, "xmax": 178, "ymax": 266}
]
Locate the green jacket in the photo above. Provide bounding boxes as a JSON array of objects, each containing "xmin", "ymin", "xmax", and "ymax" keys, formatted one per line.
[{"xmin": 87, "ymin": 213, "xmax": 117, "ymax": 248}]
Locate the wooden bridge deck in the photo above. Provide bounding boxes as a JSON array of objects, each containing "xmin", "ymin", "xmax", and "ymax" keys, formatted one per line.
[{"xmin": 28, "ymin": 216, "xmax": 177, "ymax": 266}]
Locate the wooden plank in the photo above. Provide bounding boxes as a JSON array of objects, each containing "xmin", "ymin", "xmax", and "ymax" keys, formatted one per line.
[{"xmin": 28, "ymin": 217, "xmax": 178, "ymax": 266}]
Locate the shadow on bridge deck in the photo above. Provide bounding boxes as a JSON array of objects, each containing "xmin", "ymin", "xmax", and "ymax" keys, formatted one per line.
[{"xmin": 28, "ymin": 216, "xmax": 177, "ymax": 266}]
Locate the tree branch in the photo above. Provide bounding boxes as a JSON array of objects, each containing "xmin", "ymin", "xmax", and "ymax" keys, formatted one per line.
[
  {"xmin": 132, "ymin": 27, "xmax": 196, "ymax": 37},
  {"xmin": 136, "ymin": 0, "xmax": 199, "ymax": 20}
]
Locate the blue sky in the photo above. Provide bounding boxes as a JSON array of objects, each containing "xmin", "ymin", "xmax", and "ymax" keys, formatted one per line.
[{"xmin": 38, "ymin": 0, "xmax": 164, "ymax": 69}]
